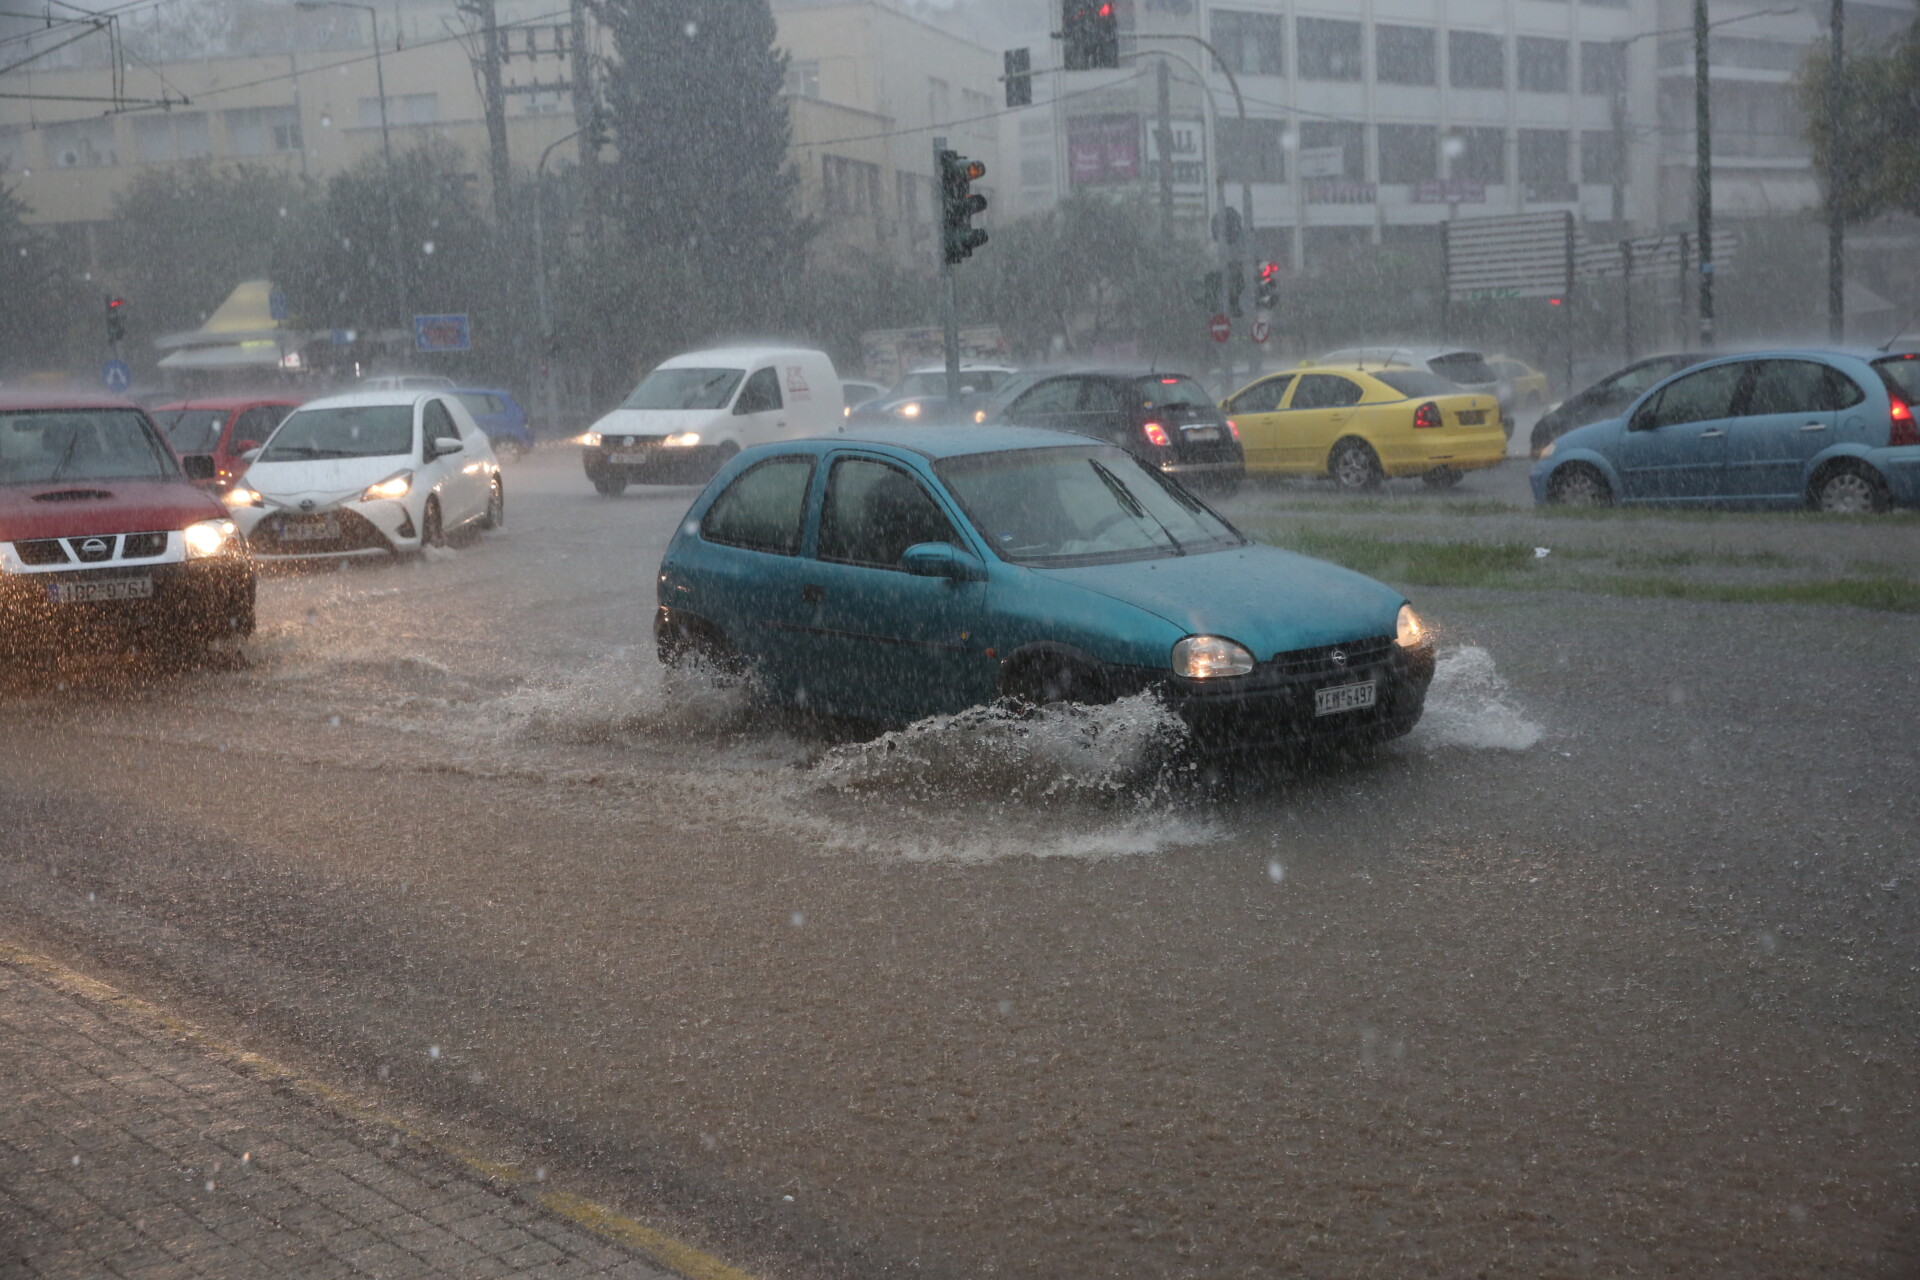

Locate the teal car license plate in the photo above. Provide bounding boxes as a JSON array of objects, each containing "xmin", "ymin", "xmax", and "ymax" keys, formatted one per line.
[{"xmin": 1314, "ymin": 680, "xmax": 1376, "ymax": 716}]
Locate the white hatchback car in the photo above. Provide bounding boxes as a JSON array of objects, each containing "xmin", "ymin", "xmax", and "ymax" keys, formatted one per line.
[{"xmin": 224, "ymin": 391, "xmax": 503, "ymax": 560}]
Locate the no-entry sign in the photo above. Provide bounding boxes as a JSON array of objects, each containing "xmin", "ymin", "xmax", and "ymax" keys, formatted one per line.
[{"xmin": 1209, "ymin": 313, "xmax": 1231, "ymax": 343}]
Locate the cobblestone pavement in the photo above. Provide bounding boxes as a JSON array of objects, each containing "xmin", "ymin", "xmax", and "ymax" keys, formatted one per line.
[{"xmin": 0, "ymin": 950, "xmax": 702, "ymax": 1280}]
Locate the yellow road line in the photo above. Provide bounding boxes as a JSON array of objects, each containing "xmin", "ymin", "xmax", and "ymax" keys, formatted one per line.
[{"xmin": 0, "ymin": 939, "xmax": 758, "ymax": 1280}]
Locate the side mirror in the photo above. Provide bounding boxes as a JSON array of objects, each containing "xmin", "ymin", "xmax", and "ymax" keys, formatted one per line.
[
  {"xmin": 234, "ymin": 438, "xmax": 261, "ymax": 455},
  {"xmin": 900, "ymin": 542, "xmax": 986, "ymax": 581},
  {"xmin": 181, "ymin": 454, "xmax": 217, "ymax": 481},
  {"xmin": 431, "ymin": 436, "xmax": 465, "ymax": 456},
  {"xmin": 1628, "ymin": 406, "xmax": 1656, "ymax": 432}
]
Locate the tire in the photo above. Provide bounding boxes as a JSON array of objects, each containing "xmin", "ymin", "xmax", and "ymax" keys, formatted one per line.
[
  {"xmin": 421, "ymin": 496, "xmax": 445, "ymax": 548},
  {"xmin": 592, "ymin": 471, "xmax": 629, "ymax": 496},
  {"xmin": 1545, "ymin": 463, "xmax": 1612, "ymax": 507},
  {"xmin": 492, "ymin": 438, "xmax": 524, "ymax": 463},
  {"xmin": 1328, "ymin": 438, "xmax": 1383, "ymax": 491},
  {"xmin": 1421, "ymin": 467, "xmax": 1464, "ymax": 490},
  {"xmin": 656, "ymin": 611, "xmax": 744, "ymax": 676},
  {"xmin": 1808, "ymin": 461, "xmax": 1891, "ymax": 514},
  {"xmin": 480, "ymin": 476, "xmax": 505, "ymax": 530}
]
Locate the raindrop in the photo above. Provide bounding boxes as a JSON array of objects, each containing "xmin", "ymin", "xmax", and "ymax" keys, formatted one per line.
[
  {"xmin": 278, "ymin": 206, "xmax": 287, "ymax": 217},
  {"xmin": 204, "ymin": 1180, "xmax": 215, "ymax": 1192},
  {"xmin": 534, "ymin": 1166, "xmax": 546, "ymax": 1182},
  {"xmin": 320, "ymin": 114, "xmax": 332, "ymax": 128},
  {"xmin": 70, "ymin": 1155, "xmax": 80, "ymax": 1166},
  {"xmin": 782, "ymin": 1194, "xmax": 794, "ymax": 1202},
  {"xmin": 789, "ymin": 911, "xmax": 805, "ymax": 927},
  {"xmin": 241, "ymin": 1153, "xmax": 250, "ymax": 1164},
  {"xmin": 87, "ymin": 892, "xmax": 95, "ymax": 903},
  {"xmin": 422, "ymin": 241, "xmax": 436, "ymax": 255},
  {"xmin": 701, "ymin": 1134, "xmax": 717, "ymax": 1150},
  {"xmin": 327, "ymin": 715, "xmax": 341, "ymax": 727},
  {"xmin": 428, "ymin": 1045, "xmax": 441, "ymax": 1060},
  {"xmin": 1266, "ymin": 859, "xmax": 1285, "ymax": 883},
  {"xmin": 997, "ymin": 999, "xmax": 1013, "ymax": 1015},
  {"xmin": 683, "ymin": 20, "xmax": 698, "ymax": 37},
  {"xmin": 377, "ymin": 1064, "xmax": 390, "ymax": 1079}
]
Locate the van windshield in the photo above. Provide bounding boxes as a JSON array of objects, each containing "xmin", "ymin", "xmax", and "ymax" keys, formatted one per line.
[{"xmin": 621, "ymin": 368, "xmax": 745, "ymax": 411}]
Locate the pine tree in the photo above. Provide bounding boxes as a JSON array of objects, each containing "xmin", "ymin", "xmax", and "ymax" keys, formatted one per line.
[{"xmin": 598, "ymin": 0, "xmax": 803, "ymax": 344}]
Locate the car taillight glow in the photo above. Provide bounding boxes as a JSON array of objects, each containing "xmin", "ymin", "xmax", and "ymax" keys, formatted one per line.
[
  {"xmin": 1143, "ymin": 422, "xmax": 1171, "ymax": 447},
  {"xmin": 1225, "ymin": 418, "xmax": 1240, "ymax": 441},
  {"xmin": 1413, "ymin": 401, "xmax": 1442, "ymax": 429},
  {"xmin": 1891, "ymin": 397, "xmax": 1919, "ymax": 447}
]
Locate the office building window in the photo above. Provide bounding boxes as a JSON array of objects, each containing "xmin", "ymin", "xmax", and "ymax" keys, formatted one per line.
[
  {"xmin": 1518, "ymin": 37, "xmax": 1569, "ymax": 92},
  {"xmin": 929, "ymin": 77, "xmax": 951, "ymax": 124},
  {"xmin": 1518, "ymin": 128, "xmax": 1569, "ymax": 182},
  {"xmin": 359, "ymin": 94, "xmax": 437, "ymax": 128},
  {"xmin": 1449, "ymin": 127, "xmax": 1506, "ymax": 183},
  {"xmin": 1377, "ymin": 124, "xmax": 1438, "ymax": 183},
  {"xmin": 44, "ymin": 118, "xmax": 117, "ymax": 167},
  {"xmin": 1298, "ymin": 17, "xmax": 1362, "ymax": 81},
  {"xmin": 823, "ymin": 154, "xmax": 881, "ymax": 217},
  {"xmin": 1375, "ymin": 24, "xmax": 1436, "ymax": 85},
  {"xmin": 134, "ymin": 113, "xmax": 211, "ymax": 163},
  {"xmin": 0, "ymin": 125, "xmax": 26, "ymax": 172},
  {"xmin": 1212, "ymin": 10, "xmax": 1286, "ymax": 77},
  {"xmin": 1219, "ymin": 117, "xmax": 1288, "ymax": 183},
  {"xmin": 1581, "ymin": 129, "xmax": 1620, "ymax": 183},
  {"xmin": 784, "ymin": 60, "xmax": 820, "ymax": 99},
  {"xmin": 1449, "ymin": 31, "xmax": 1505, "ymax": 90},
  {"xmin": 226, "ymin": 106, "xmax": 301, "ymax": 155},
  {"xmin": 1300, "ymin": 120, "xmax": 1365, "ymax": 183},
  {"xmin": 1580, "ymin": 41, "xmax": 1627, "ymax": 94}
]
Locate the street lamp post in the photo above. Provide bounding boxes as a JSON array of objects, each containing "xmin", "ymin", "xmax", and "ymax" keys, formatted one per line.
[
  {"xmin": 1695, "ymin": 0, "xmax": 1714, "ymax": 349},
  {"xmin": 533, "ymin": 127, "xmax": 582, "ymax": 434},
  {"xmin": 1827, "ymin": 0, "xmax": 1845, "ymax": 343},
  {"xmin": 297, "ymin": 0, "xmax": 408, "ymax": 344}
]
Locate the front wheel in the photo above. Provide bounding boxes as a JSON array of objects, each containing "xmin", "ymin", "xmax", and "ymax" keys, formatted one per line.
[
  {"xmin": 1546, "ymin": 463, "xmax": 1612, "ymax": 507},
  {"xmin": 480, "ymin": 476, "xmax": 505, "ymax": 530},
  {"xmin": 592, "ymin": 471, "xmax": 629, "ymax": 497},
  {"xmin": 1809, "ymin": 462, "xmax": 1891, "ymax": 514},
  {"xmin": 1329, "ymin": 439, "xmax": 1383, "ymax": 491},
  {"xmin": 421, "ymin": 496, "xmax": 445, "ymax": 547}
]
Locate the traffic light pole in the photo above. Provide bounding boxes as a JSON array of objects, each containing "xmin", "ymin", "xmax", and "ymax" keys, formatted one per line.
[{"xmin": 934, "ymin": 136, "xmax": 962, "ymax": 401}]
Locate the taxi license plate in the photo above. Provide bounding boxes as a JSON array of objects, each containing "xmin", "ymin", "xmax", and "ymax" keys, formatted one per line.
[
  {"xmin": 1314, "ymin": 680, "xmax": 1377, "ymax": 716},
  {"xmin": 280, "ymin": 514, "xmax": 339, "ymax": 542},
  {"xmin": 1458, "ymin": 410, "xmax": 1486, "ymax": 425},
  {"xmin": 47, "ymin": 577, "xmax": 153, "ymax": 605}
]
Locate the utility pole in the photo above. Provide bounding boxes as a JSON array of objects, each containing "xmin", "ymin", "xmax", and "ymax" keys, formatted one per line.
[
  {"xmin": 1694, "ymin": 0, "xmax": 1714, "ymax": 348},
  {"xmin": 1155, "ymin": 59, "xmax": 1174, "ymax": 245},
  {"xmin": 1827, "ymin": 0, "xmax": 1845, "ymax": 343},
  {"xmin": 463, "ymin": 0, "xmax": 512, "ymax": 224},
  {"xmin": 569, "ymin": 0, "xmax": 602, "ymax": 246}
]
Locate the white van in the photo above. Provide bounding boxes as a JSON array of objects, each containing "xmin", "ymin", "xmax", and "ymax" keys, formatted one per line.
[{"xmin": 580, "ymin": 346, "xmax": 841, "ymax": 493}]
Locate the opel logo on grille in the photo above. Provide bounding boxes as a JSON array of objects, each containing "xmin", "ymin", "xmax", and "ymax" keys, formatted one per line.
[
  {"xmin": 299, "ymin": 499, "xmax": 316, "ymax": 512},
  {"xmin": 1330, "ymin": 648, "xmax": 1349, "ymax": 667}
]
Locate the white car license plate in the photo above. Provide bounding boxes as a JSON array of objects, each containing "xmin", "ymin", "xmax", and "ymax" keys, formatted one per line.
[
  {"xmin": 280, "ymin": 514, "xmax": 339, "ymax": 542},
  {"xmin": 1314, "ymin": 680, "xmax": 1377, "ymax": 716},
  {"xmin": 47, "ymin": 576, "xmax": 153, "ymax": 605},
  {"xmin": 609, "ymin": 447, "xmax": 655, "ymax": 464},
  {"xmin": 1182, "ymin": 427, "xmax": 1221, "ymax": 442}
]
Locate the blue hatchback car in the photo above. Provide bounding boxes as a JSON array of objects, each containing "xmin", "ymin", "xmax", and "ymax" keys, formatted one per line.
[
  {"xmin": 1531, "ymin": 349, "xmax": 1920, "ymax": 511},
  {"xmin": 654, "ymin": 426, "xmax": 1436, "ymax": 752},
  {"xmin": 452, "ymin": 388, "xmax": 535, "ymax": 460}
]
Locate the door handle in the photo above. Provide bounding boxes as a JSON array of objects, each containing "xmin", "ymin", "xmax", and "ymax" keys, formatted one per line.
[
  {"xmin": 1799, "ymin": 422, "xmax": 1828, "ymax": 432},
  {"xmin": 801, "ymin": 583, "xmax": 824, "ymax": 604},
  {"xmin": 1698, "ymin": 428, "xmax": 1725, "ymax": 438}
]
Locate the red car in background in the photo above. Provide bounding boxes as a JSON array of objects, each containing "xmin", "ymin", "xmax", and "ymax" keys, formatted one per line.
[
  {"xmin": 152, "ymin": 396, "xmax": 303, "ymax": 490},
  {"xmin": 0, "ymin": 392, "xmax": 255, "ymax": 656}
]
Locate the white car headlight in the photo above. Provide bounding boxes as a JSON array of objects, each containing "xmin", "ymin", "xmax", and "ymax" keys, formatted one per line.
[
  {"xmin": 663, "ymin": 432, "xmax": 701, "ymax": 447},
  {"xmin": 182, "ymin": 518, "xmax": 239, "ymax": 559},
  {"xmin": 223, "ymin": 486, "xmax": 264, "ymax": 508},
  {"xmin": 577, "ymin": 430, "xmax": 603, "ymax": 447},
  {"xmin": 361, "ymin": 470, "xmax": 413, "ymax": 502},
  {"xmin": 1395, "ymin": 603, "xmax": 1428, "ymax": 649},
  {"xmin": 1172, "ymin": 635, "xmax": 1255, "ymax": 679}
]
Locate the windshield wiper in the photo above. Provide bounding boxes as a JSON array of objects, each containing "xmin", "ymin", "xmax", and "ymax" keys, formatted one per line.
[
  {"xmin": 1089, "ymin": 459, "xmax": 1183, "ymax": 555},
  {"xmin": 46, "ymin": 429, "xmax": 83, "ymax": 482}
]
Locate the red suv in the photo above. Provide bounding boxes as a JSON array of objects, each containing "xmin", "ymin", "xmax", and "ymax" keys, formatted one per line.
[
  {"xmin": 0, "ymin": 392, "xmax": 255, "ymax": 654},
  {"xmin": 152, "ymin": 396, "xmax": 302, "ymax": 490}
]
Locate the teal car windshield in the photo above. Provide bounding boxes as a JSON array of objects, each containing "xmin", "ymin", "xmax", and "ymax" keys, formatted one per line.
[{"xmin": 935, "ymin": 444, "xmax": 1242, "ymax": 567}]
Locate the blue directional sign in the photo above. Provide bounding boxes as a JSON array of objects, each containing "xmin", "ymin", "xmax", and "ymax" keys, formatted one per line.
[
  {"xmin": 413, "ymin": 314, "xmax": 470, "ymax": 352},
  {"xmin": 268, "ymin": 288, "xmax": 289, "ymax": 321},
  {"xmin": 101, "ymin": 359, "xmax": 132, "ymax": 393},
  {"xmin": 330, "ymin": 328, "xmax": 357, "ymax": 346}
]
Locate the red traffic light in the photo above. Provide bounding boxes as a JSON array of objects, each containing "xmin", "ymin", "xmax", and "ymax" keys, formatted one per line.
[
  {"xmin": 1547, "ymin": 296, "xmax": 1563, "ymax": 306},
  {"xmin": 1258, "ymin": 261, "xmax": 1280, "ymax": 282},
  {"xmin": 107, "ymin": 297, "xmax": 125, "ymax": 310}
]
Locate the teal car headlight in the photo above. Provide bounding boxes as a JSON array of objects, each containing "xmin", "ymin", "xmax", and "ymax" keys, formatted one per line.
[
  {"xmin": 1395, "ymin": 603, "xmax": 1428, "ymax": 649},
  {"xmin": 1172, "ymin": 635, "xmax": 1255, "ymax": 679}
]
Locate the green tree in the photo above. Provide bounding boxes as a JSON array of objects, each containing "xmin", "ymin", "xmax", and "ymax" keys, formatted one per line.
[
  {"xmin": 1800, "ymin": 23, "xmax": 1920, "ymax": 223},
  {"xmin": 105, "ymin": 161, "xmax": 313, "ymax": 337},
  {"xmin": 0, "ymin": 183, "xmax": 85, "ymax": 374},
  {"xmin": 596, "ymin": 0, "xmax": 805, "ymax": 350}
]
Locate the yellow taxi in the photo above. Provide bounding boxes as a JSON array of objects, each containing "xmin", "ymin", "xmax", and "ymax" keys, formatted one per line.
[
  {"xmin": 1221, "ymin": 363, "xmax": 1507, "ymax": 489},
  {"xmin": 1488, "ymin": 356, "xmax": 1553, "ymax": 412}
]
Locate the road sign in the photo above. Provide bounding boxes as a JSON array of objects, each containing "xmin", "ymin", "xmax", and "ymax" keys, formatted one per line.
[
  {"xmin": 413, "ymin": 314, "xmax": 471, "ymax": 352},
  {"xmin": 1443, "ymin": 212, "xmax": 1575, "ymax": 302},
  {"xmin": 268, "ymin": 289, "xmax": 288, "ymax": 321},
  {"xmin": 101, "ymin": 359, "xmax": 131, "ymax": 393},
  {"xmin": 1208, "ymin": 313, "xmax": 1231, "ymax": 344},
  {"xmin": 1250, "ymin": 313, "xmax": 1272, "ymax": 345},
  {"xmin": 1297, "ymin": 146, "xmax": 1345, "ymax": 179}
]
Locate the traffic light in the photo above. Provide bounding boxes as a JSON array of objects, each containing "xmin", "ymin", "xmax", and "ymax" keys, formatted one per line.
[
  {"xmin": 1256, "ymin": 261, "xmax": 1280, "ymax": 311},
  {"xmin": 1062, "ymin": 1, "xmax": 1118, "ymax": 72},
  {"xmin": 939, "ymin": 149, "xmax": 988, "ymax": 265},
  {"xmin": 105, "ymin": 295, "xmax": 127, "ymax": 344}
]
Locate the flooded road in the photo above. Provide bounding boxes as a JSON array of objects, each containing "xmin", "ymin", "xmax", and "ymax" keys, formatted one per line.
[{"xmin": 2, "ymin": 450, "xmax": 1916, "ymax": 1277}]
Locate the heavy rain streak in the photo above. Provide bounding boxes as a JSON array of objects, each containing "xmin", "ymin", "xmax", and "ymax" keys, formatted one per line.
[{"xmin": 3, "ymin": 0, "xmax": 1919, "ymax": 1277}]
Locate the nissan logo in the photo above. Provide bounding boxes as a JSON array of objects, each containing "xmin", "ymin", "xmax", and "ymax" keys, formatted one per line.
[
  {"xmin": 1330, "ymin": 648, "xmax": 1349, "ymax": 667},
  {"xmin": 80, "ymin": 538, "xmax": 109, "ymax": 558},
  {"xmin": 299, "ymin": 499, "xmax": 316, "ymax": 512}
]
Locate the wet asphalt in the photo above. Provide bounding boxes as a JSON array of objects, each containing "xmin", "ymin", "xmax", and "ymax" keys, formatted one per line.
[{"xmin": 1, "ymin": 447, "xmax": 1915, "ymax": 1278}]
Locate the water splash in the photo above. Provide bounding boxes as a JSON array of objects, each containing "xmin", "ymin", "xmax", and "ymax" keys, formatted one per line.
[{"xmin": 1413, "ymin": 645, "xmax": 1543, "ymax": 751}]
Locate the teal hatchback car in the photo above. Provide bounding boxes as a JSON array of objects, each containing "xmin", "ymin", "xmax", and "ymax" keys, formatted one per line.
[{"xmin": 654, "ymin": 427, "xmax": 1436, "ymax": 752}]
